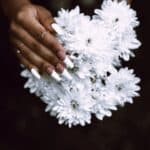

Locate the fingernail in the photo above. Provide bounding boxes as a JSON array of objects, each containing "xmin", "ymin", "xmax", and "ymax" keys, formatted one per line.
[
  {"xmin": 47, "ymin": 67, "xmax": 61, "ymax": 82},
  {"xmin": 61, "ymin": 68, "xmax": 72, "ymax": 80},
  {"xmin": 51, "ymin": 70, "xmax": 61, "ymax": 82},
  {"xmin": 57, "ymin": 50, "xmax": 66, "ymax": 61},
  {"xmin": 31, "ymin": 68, "xmax": 41, "ymax": 79},
  {"xmin": 64, "ymin": 56, "xmax": 74, "ymax": 69},
  {"xmin": 51, "ymin": 23, "xmax": 64, "ymax": 35}
]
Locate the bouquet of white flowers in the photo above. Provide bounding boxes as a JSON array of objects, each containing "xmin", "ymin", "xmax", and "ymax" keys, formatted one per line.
[{"xmin": 21, "ymin": 0, "xmax": 141, "ymax": 127}]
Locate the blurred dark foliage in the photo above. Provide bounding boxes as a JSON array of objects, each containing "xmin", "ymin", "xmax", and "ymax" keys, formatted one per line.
[{"xmin": 0, "ymin": 1, "xmax": 150, "ymax": 150}]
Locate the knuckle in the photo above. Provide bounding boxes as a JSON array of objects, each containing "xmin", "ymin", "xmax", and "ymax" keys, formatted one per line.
[
  {"xmin": 36, "ymin": 30, "xmax": 46, "ymax": 41},
  {"xmin": 21, "ymin": 51, "xmax": 31, "ymax": 59},
  {"xmin": 16, "ymin": 11, "xmax": 24, "ymax": 21},
  {"xmin": 25, "ymin": 51, "xmax": 32, "ymax": 59},
  {"xmin": 31, "ymin": 41, "xmax": 39, "ymax": 50},
  {"xmin": 36, "ymin": 44, "xmax": 43, "ymax": 53},
  {"xmin": 50, "ymin": 39, "xmax": 58, "ymax": 50},
  {"xmin": 41, "ymin": 31, "xmax": 48, "ymax": 41}
]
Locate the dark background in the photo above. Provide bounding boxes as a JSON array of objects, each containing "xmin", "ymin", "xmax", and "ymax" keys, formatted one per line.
[{"xmin": 0, "ymin": 1, "xmax": 150, "ymax": 150}]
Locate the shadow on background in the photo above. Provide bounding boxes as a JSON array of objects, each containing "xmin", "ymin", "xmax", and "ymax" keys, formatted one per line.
[{"xmin": 0, "ymin": 1, "xmax": 150, "ymax": 150}]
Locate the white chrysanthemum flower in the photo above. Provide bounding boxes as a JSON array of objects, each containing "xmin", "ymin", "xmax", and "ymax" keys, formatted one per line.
[
  {"xmin": 55, "ymin": 6, "xmax": 90, "ymax": 38},
  {"xmin": 94, "ymin": 63, "xmax": 117, "ymax": 77},
  {"xmin": 55, "ymin": 6, "xmax": 80, "ymax": 34},
  {"xmin": 117, "ymin": 29, "xmax": 141, "ymax": 61},
  {"xmin": 51, "ymin": 82, "xmax": 93, "ymax": 127},
  {"xmin": 66, "ymin": 22, "xmax": 114, "ymax": 56},
  {"xmin": 94, "ymin": 0, "xmax": 139, "ymax": 32},
  {"xmin": 105, "ymin": 68, "xmax": 141, "ymax": 105},
  {"xmin": 40, "ymin": 79, "xmax": 62, "ymax": 105},
  {"xmin": 76, "ymin": 63, "xmax": 92, "ymax": 79},
  {"xmin": 20, "ymin": 69, "xmax": 42, "ymax": 95},
  {"xmin": 91, "ymin": 83, "xmax": 119, "ymax": 120}
]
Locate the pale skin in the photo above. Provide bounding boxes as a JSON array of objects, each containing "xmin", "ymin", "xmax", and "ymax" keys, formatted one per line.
[{"xmin": 0, "ymin": 0, "xmax": 132, "ymax": 75}]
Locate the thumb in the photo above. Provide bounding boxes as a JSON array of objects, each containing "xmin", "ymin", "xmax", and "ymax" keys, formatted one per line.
[{"xmin": 36, "ymin": 6, "xmax": 55, "ymax": 33}]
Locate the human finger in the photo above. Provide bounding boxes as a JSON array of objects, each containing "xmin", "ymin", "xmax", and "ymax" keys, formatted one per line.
[
  {"xmin": 11, "ymin": 36, "xmax": 55, "ymax": 74},
  {"xmin": 15, "ymin": 50, "xmax": 41, "ymax": 79},
  {"xmin": 15, "ymin": 9, "xmax": 66, "ymax": 60},
  {"xmin": 10, "ymin": 22, "xmax": 62, "ymax": 67}
]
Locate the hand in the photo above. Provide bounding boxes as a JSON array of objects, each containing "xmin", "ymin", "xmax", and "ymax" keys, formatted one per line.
[{"xmin": 10, "ymin": 4, "xmax": 67, "ymax": 79}]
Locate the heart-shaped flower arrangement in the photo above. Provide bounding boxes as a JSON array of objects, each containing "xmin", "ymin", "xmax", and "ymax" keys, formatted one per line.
[{"xmin": 21, "ymin": 0, "xmax": 141, "ymax": 127}]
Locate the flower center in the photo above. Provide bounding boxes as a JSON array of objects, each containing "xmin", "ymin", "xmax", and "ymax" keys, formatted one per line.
[
  {"xmin": 71, "ymin": 100, "xmax": 79, "ymax": 109},
  {"xmin": 115, "ymin": 18, "xmax": 119, "ymax": 22},
  {"xmin": 116, "ymin": 84, "xmax": 124, "ymax": 91},
  {"xmin": 86, "ymin": 38, "xmax": 92, "ymax": 46}
]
